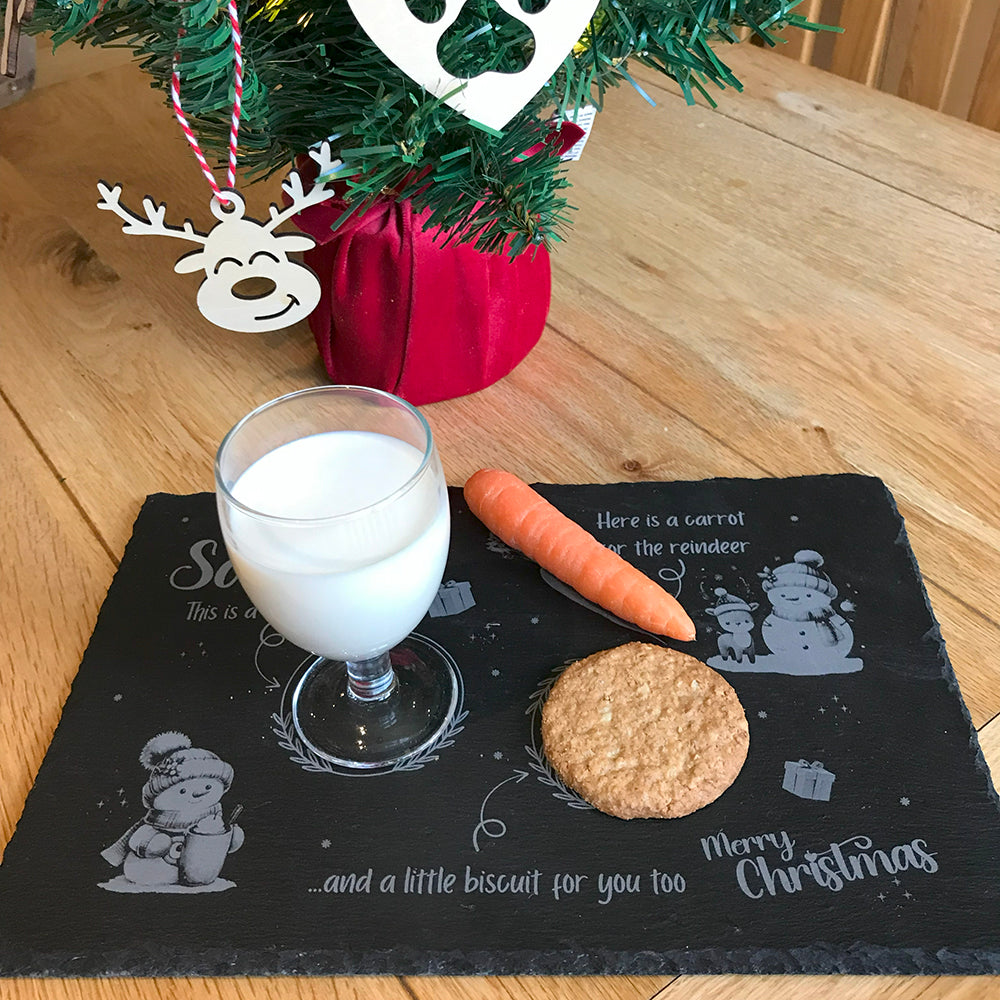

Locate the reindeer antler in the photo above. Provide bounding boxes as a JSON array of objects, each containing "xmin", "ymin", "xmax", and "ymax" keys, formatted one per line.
[
  {"xmin": 96, "ymin": 182, "xmax": 208, "ymax": 243},
  {"xmin": 265, "ymin": 141, "xmax": 343, "ymax": 231}
]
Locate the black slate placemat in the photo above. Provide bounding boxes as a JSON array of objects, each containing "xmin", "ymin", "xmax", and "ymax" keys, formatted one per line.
[{"xmin": 2, "ymin": 474, "xmax": 999, "ymax": 976}]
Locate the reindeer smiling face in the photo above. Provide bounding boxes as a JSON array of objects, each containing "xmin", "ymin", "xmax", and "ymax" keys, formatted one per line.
[
  {"xmin": 174, "ymin": 194, "xmax": 322, "ymax": 333},
  {"xmin": 96, "ymin": 143, "xmax": 342, "ymax": 334}
]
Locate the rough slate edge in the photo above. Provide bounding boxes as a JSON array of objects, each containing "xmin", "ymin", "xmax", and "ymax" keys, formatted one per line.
[
  {"xmin": 536, "ymin": 474, "xmax": 1000, "ymax": 816},
  {"xmin": 2, "ymin": 477, "xmax": 1000, "ymax": 978},
  {"xmin": 2, "ymin": 942, "xmax": 1000, "ymax": 978},
  {"xmin": 872, "ymin": 477, "xmax": 1000, "ymax": 816}
]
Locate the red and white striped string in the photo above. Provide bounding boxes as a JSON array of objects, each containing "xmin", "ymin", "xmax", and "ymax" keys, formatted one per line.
[{"xmin": 170, "ymin": 0, "xmax": 244, "ymax": 204}]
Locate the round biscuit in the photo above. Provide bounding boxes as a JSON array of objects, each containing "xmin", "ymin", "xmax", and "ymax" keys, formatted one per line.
[{"xmin": 541, "ymin": 642, "xmax": 749, "ymax": 819}]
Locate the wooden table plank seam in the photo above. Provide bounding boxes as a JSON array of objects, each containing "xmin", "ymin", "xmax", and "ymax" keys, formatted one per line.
[
  {"xmin": 0, "ymin": 387, "xmax": 121, "ymax": 568},
  {"xmin": 544, "ymin": 321, "xmax": 771, "ymax": 477},
  {"xmin": 978, "ymin": 708, "xmax": 1000, "ymax": 734},
  {"xmin": 705, "ymin": 108, "xmax": 1000, "ymax": 237},
  {"xmin": 545, "ymin": 324, "xmax": 1000, "ymax": 644},
  {"xmin": 637, "ymin": 67, "xmax": 1000, "ymax": 237},
  {"xmin": 395, "ymin": 975, "xmax": 420, "ymax": 1000},
  {"xmin": 643, "ymin": 977, "xmax": 680, "ymax": 1000}
]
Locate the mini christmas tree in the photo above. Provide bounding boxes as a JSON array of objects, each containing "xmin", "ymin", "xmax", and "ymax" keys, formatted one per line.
[{"xmin": 14, "ymin": 1, "xmax": 826, "ymax": 254}]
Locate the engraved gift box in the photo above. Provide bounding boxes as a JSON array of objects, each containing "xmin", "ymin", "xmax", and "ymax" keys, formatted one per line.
[
  {"xmin": 428, "ymin": 580, "xmax": 475, "ymax": 618},
  {"xmin": 783, "ymin": 759, "xmax": 836, "ymax": 801}
]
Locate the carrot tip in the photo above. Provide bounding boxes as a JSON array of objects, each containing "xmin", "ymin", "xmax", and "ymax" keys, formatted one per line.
[{"xmin": 463, "ymin": 467, "xmax": 698, "ymax": 644}]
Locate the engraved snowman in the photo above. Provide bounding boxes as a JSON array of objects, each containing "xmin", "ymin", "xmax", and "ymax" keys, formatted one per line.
[
  {"xmin": 759, "ymin": 550, "xmax": 857, "ymax": 671},
  {"xmin": 100, "ymin": 732, "xmax": 244, "ymax": 893}
]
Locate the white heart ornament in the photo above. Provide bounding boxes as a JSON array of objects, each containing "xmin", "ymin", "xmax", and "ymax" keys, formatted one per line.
[{"xmin": 347, "ymin": 0, "xmax": 600, "ymax": 131}]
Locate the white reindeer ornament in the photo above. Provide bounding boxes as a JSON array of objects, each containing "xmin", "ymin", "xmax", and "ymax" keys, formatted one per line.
[{"xmin": 97, "ymin": 144, "xmax": 341, "ymax": 333}]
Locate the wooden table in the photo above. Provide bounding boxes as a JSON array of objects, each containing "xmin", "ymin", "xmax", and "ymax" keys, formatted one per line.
[{"xmin": 2, "ymin": 39, "xmax": 1000, "ymax": 999}]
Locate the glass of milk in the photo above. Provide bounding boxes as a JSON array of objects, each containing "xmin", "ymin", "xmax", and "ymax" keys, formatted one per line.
[{"xmin": 216, "ymin": 386, "xmax": 457, "ymax": 768}]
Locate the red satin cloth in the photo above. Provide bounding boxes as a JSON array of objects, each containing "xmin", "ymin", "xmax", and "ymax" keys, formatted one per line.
[
  {"xmin": 294, "ymin": 199, "xmax": 549, "ymax": 405},
  {"xmin": 294, "ymin": 122, "xmax": 584, "ymax": 405}
]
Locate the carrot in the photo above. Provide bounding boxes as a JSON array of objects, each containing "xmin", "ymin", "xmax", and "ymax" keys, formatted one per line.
[{"xmin": 464, "ymin": 469, "xmax": 696, "ymax": 642}]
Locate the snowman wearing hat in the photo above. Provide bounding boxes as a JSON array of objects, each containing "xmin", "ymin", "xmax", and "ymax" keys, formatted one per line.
[
  {"xmin": 101, "ymin": 732, "xmax": 244, "ymax": 891},
  {"xmin": 759, "ymin": 550, "xmax": 854, "ymax": 662}
]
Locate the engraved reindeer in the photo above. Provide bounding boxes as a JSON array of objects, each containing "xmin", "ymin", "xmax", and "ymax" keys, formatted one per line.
[{"xmin": 97, "ymin": 143, "xmax": 341, "ymax": 333}]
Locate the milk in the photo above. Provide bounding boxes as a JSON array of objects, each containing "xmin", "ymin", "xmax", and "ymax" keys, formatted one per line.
[{"xmin": 221, "ymin": 431, "xmax": 450, "ymax": 661}]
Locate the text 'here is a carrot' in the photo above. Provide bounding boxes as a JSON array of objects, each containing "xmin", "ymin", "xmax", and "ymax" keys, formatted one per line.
[{"xmin": 464, "ymin": 469, "xmax": 696, "ymax": 642}]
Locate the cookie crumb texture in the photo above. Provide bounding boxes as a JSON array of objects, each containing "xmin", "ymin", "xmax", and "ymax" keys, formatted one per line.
[{"xmin": 541, "ymin": 642, "xmax": 749, "ymax": 819}]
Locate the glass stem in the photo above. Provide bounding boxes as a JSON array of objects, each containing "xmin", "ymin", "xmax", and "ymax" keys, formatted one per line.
[{"xmin": 346, "ymin": 652, "xmax": 396, "ymax": 701}]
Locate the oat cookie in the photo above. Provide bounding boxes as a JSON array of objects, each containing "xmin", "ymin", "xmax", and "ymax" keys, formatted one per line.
[{"xmin": 541, "ymin": 642, "xmax": 749, "ymax": 819}]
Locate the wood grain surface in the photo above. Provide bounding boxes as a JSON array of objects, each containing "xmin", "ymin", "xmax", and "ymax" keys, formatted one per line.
[
  {"xmin": 762, "ymin": 0, "xmax": 1000, "ymax": 132},
  {"xmin": 1, "ymin": 38, "xmax": 999, "ymax": 999}
]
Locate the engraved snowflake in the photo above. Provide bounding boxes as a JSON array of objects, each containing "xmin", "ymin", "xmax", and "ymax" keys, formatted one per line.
[
  {"xmin": 757, "ymin": 710, "xmax": 768, "ymax": 719},
  {"xmin": 899, "ymin": 796, "xmax": 910, "ymax": 806},
  {"xmin": 493, "ymin": 751, "xmax": 504, "ymax": 760},
  {"xmin": 321, "ymin": 838, "xmax": 331, "ymax": 849}
]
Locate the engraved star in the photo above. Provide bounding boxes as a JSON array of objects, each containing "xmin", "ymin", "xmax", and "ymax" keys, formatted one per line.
[
  {"xmin": 493, "ymin": 751, "xmax": 504, "ymax": 760},
  {"xmin": 904, "ymin": 891, "xmax": 913, "ymax": 900},
  {"xmin": 877, "ymin": 892, "xmax": 886, "ymax": 902},
  {"xmin": 113, "ymin": 693, "xmax": 123, "ymax": 702},
  {"xmin": 97, "ymin": 800, "xmax": 104, "ymax": 808},
  {"xmin": 757, "ymin": 711, "xmax": 768, "ymax": 719},
  {"xmin": 841, "ymin": 704, "xmax": 848, "ymax": 712},
  {"xmin": 321, "ymin": 839, "xmax": 331, "ymax": 849},
  {"xmin": 491, "ymin": 669, "xmax": 500, "ymax": 677},
  {"xmin": 899, "ymin": 796, "xmax": 910, "ymax": 806},
  {"xmin": 818, "ymin": 707, "xmax": 827, "ymax": 714},
  {"xmin": 892, "ymin": 878, "xmax": 901, "ymax": 885},
  {"xmin": 832, "ymin": 695, "xmax": 840, "ymax": 703}
]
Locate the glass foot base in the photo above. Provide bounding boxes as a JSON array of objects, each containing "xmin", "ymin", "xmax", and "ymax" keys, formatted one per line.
[{"xmin": 291, "ymin": 638, "xmax": 458, "ymax": 769}]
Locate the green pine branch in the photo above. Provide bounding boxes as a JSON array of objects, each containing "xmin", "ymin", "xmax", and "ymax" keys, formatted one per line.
[{"xmin": 18, "ymin": 0, "xmax": 834, "ymax": 255}]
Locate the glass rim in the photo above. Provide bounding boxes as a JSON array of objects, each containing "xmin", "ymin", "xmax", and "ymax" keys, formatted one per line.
[{"xmin": 214, "ymin": 385, "xmax": 436, "ymax": 525}]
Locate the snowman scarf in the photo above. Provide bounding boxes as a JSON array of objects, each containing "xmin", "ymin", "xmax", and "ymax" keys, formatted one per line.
[
  {"xmin": 100, "ymin": 802, "xmax": 222, "ymax": 867},
  {"xmin": 765, "ymin": 600, "xmax": 844, "ymax": 647},
  {"xmin": 807, "ymin": 607, "xmax": 844, "ymax": 647}
]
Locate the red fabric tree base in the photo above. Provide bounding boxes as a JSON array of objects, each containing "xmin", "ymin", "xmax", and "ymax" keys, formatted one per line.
[
  {"xmin": 295, "ymin": 197, "xmax": 550, "ymax": 405},
  {"xmin": 293, "ymin": 122, "xmax": 583, "ymax": 405}
]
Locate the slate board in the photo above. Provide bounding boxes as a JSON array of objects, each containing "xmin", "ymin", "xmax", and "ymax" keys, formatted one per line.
[{"xmin": 2, "ymin": 475, "xmax": 999, "ymax": 977}]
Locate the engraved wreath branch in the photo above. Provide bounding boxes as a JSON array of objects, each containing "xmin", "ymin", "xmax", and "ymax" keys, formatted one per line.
[{"xmin": 524, "ymin": 666, "xmax": 593, "ymax": 811}]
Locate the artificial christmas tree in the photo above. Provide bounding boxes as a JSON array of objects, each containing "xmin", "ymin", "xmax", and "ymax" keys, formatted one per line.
[{"xmin": 4, "ymin": 1, "xmax": 826, "ymax": 400}]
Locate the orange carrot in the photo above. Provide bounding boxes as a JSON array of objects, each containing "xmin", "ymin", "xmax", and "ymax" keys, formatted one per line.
[{"xmin": 464, "ymin": 469, "xmax": 696, "ymax": 642}]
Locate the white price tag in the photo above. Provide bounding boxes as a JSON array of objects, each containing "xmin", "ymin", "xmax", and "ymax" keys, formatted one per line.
[{"xmin": 554, "ymin": 104, "xmax": 597, "ymax": 161}]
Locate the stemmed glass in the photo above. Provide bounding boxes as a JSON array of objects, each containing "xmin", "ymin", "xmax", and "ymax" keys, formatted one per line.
[{"xmin": 215, "ymin": 386, "xmax": 457, "ymax": 769}]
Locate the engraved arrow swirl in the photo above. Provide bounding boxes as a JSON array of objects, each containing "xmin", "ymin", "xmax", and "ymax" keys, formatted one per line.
[{"xmin": 473, "ymin": 769, "xmax": 528, "ymax": 852}]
